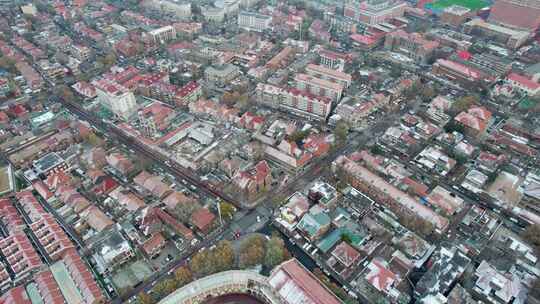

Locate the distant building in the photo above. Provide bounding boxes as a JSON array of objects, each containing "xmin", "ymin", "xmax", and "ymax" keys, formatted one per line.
[
  {"xmin": 295, "ymin": 73, "xmax": 344, "ymax": 103},
  {"xmin": 488, "ymin": 0, "xmax": 540, "ymax": 31},
  {"xmin": 305, "ymin": 64, "xmax": 352, "ymax": 88},
  {"xmin": 440, "ymin": 5, "xmax": 472, "ymax": 27},
  {"xmin": 432, "ymin": 58, "xmax": 489, "ymax": 87},
  {"xmin": 384, "ymin": 30, "xmax": 439, "ymax": 64},
  {"xmin": 238, "ymin": 11, "xmax": 272, "ymax": 32},
  {"xmin": 344, "ymin": 0, "xmax": 407, "ymax": 25},
  {"xmin": 146, "ymin": 25, "xmax": 176, "ymax": 45},
  {"xmin": 204, "ymin": 64, "xmax": 240, "ymax": 86},
  {"xmin": 142, "ymin": 0, "xmax": 192, "ymax": 20},
  {"xmin": 463, "ymin": 19, "xmax": 530, "ymax": 49}
]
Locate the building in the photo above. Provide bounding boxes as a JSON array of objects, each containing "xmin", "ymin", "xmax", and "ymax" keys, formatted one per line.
[
  {"xmin": 92, "ymin": 78, "xmax": 137, "ymax": 120},
  {"xmin": 295, "ymin": 73, "xmax": 344, "ymax": 103},
  {"xmin": 147, "ymin": 25, "xmax": 176, "ymax": 45},
  {"xmin": 267, "ymin": 259, "xmax": 342, "ymax": 304},
  {"xmin": 463, "ymin": 19, "xmax": 531, "ymax": 49},
  {"xmin": 232, "ymin": 160, "xmax": 272, "ymax": 200},
  {"xmin": 204, "ymin": 64, "xmax": 240, "ymax": 85},
  {"xmin": 70, "ymin": 44, "xmax": 91, "ymax": 62},
  {"xmin": 238, "ymin": 11, "xmax": 272, "ymax": 32},
  {"xmin": 202, "ymin": 6, "xmax": 226, "ymax": 22},
  {"xmin": 454, "ymin": 106, "xmax": 492, "ymax": 138},
  {"xmin": 36, "ymin": 60, "xmax": 65, "ymax": 82},
  {"xmin": 507, "ymin": 73, "xmax": 540, "ymax": 96},
  {"xmin": 176, "ymin": 81, "xmax": 202, "ymax": 106},
  {"xmin": 142, "ymin": 0, "xmax": 192, "ymax": 20},
  {"xmin": 305, "ymin": 64, "xmax": 352, "ymax": 88},
  {"xmin": 488, "ymin": 0, "xmax": 540, "ymax": 31},
  {"xmin": 432, "ymin": 58, "xmax": 487, "ymax": 87},
  {"xmin": 440, "ymin": 5, "xmax": 472, "ymax": 27},
  {"xmin": 138, "ymin": 102, "xmax": 175, "ymax": 137},
  {"xmin": 318, "ymin": 49, "xmax": 349, "ymax": 71},
  {"xmin": 344, "ymin": 0, "xmax": 408, "ymax": 25},
  {"xmin": 384, "ymin": 30, "xmax": 439, "ymax": 64},
  {"xmin": 415, "ymin": 247, "xmax": 471, "ymax": 301},
  {"xmin": 256, "ymin": 84, "xmax": 333, "ymax": 121},
  {"xmin": 92, "ymin": 230, "xmax": 134, "ymax": 274}
]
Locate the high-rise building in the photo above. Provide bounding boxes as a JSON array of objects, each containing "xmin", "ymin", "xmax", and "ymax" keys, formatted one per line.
[
  {"xmin": 344, "ymin": 0, "xmax": 407, "ymax": 25},
  {"xmin": 142, "ymin": 0, "xmax": 192, "ymax": 20},
  {"xmin": 93, "ymin": 79, "xmax": 137, "ymax": 120},
  {"xmin": 146, "ymin": 25, "xmax": 177, "ymax": 45}
]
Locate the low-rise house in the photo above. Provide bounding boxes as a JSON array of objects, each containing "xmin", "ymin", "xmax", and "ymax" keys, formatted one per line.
[
  {"xmin": 141, "ymin": 233, "xmax": 166, "ymax": 258},
  {"xmin": 297, "ymin": 205, "xmax": 331, "ymax": 241},
  {"xmin": 92, "ymin": 230, "xmax": 134, "ymax": 274},
  {"xmin": 454, "ymin": 106, "xmax": 493, "ymax": 138},
  {"xmin": 106, "ymin": 152, "xmax": 135, "ymax": 177},
  {"xmin": 190, "ymin": 207, "xmax": 216, "ymax": 234},
  {"xmin": 232, "ymin": 160, "xmax": 272, "ymax": 200}
]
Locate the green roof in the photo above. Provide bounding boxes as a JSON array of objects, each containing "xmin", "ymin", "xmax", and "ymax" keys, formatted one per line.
[
  {"xmin": 317, "ymin": 228, "xmax": 343, "ymax": 253},
  {"xmin": 297, "ymin": 211, "xmax": 331, "ymax": 238},
  {"xmin": 26, "ymin": 283, "xmax": 44, "ymax": 304}
]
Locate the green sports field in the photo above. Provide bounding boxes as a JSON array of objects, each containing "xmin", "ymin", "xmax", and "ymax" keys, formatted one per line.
[{"xmin": 428, "ymin": 0, "xmax": 489, "ymax": 11}]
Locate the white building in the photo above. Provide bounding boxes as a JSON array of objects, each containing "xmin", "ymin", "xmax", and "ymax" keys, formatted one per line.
[
  {"xmin": 305, "ymin": 63, "xmax": 352, "ymax": 88},
  {"xmin": 93, "ymin": 79, "xmax": 137, "ymax": 120},
  {"xmin": 295, "ymin": 73, "xmax": 344, "ymax": 102},
  {"xmin": 202, "ymin": 6, "xmax": 226, "ymax": 22},
  {"xmin": 147, "ymin": 25, "xmax": 177, "ymax": 44},
  {"xmin": 142, "ymin": 0, "xmax": 192, "ymax": 20},
  {"xmin": 238, "ymin": 11, "xmax": 272, "ymax": 32}
]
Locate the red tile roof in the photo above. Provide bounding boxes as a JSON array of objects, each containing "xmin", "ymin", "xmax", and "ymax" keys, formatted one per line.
[
  {"xmin": 141, "ymin": 233, "xmax": 166, "ymax": 256},
  {"xmin": 269, "ymin": 259, "xmax": 342, "ymax": 304},
  {"xmin": 62, "ymin": 248, "xmax": 104, "ymax": 303},
  {"xmin": 190, "ymin": 208, "xmax": 216, "ymax": 232}
]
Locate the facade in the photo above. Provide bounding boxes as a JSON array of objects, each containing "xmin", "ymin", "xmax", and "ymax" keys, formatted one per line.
[
  {"xmin": 384, "ymin": 30, "xmax": 440, "ymax": 64},
  {"xmin": 256, "ymin": 84, "xmax": 333, "ymax": 121},
  {"xmin": 440, "ymin": 5, "xmax": 472, "ymax": 27},
  {"xmin": 344, "ymin": 0, "xmax": 407, "ymax": 25},
  {"xmin": 295, "ymin": 73, "xmax": 344, "ymax": 103},
  {"xmin": 147, "ymin": 25, "xmax": 177, "ymax": 45},
  {"xmin": 142, "ymin": 0, "xmax": 192, "ymax": 20},
  {"xmin": 432, "ymin": 59, "xmax": 487, "ymax": 87},
  {"xmin": 238, "ymin": 11, "xmax": 272, "ymax": 32},
  {"xmin": 204, "ymin": 64, "xmax": 240, "ymax": 85},
  {"xmin": 202, "ymin": 6, "xmax": 226, "ymax": 23},
  {"xmin": 463, "ymin": 19, "xmax": 530, "ymax": 49},
  {"xmin": 305, "ymin": 64, "xmax": 352, "ymax": 88},
  {"xmin": 70, "ymin": 44, "xmax": 91, "ymax": 62},
  {"xmin": 93, "ymin": 78, "xmax": 137, "ymax": 120}
]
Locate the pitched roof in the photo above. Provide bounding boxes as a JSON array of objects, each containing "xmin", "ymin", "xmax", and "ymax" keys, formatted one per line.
[{"xmin": 190, "ymin": 208, "xmax": 215, "ymax": 231}]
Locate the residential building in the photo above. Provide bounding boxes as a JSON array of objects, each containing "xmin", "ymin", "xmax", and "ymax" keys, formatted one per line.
[
  {"xmin": 232, "ymin": 160, "xmax": 272, "ymax": 200},
  {"xmin": 238, "ymin": 11, "xmax": 272, "ymax": 32},
  {"xmin": 202, "ymin": 6, "xmax": 225, "ymax": 23},
  {"xmin": 415, "ymin": 247, "xmax": 471, "ymax": 300},
  {"xmin": 190, "ymin": 207, "xmax": 216, "ymax": 234},
  {"xmin": 70, "ymin": 44, "xmax": 91, "ymax": 62},
  {"xmin": 146, "ymin": 25, "xmax": 176, "ymax": 45},
  {"xmin": 204, "ymin": 64, "xmax": 240, "ymax": 86},
  {"xmin": 384, "ymin": 30, "xmax": 440, "ymax": 64},
  {"xmin": 142, "ymin": 0, "xmax": 192, "ymax": 20},
  {"xmin": 454, "ymin": 106, "xmax": 492, "ymax": 138},
  {"xmin": 295, "ymin": 73, "xmax": 344, "ymax": 103},
  {"xmin": 176, "ymin": 81, "xmax": 202, "ymax": 106},
  {"xmin": 92, "ymin": 78, "xmax": 137, "ymax": 120},
  {"xmin": 92, "ymin": 230, "xmax": 135, "ymax": 274},
  {"xmin": 141, "ymin": 233, "xmax": 166, "ymax": 258},
  {"xmin": 344, "ymin": 0, "xmax": 408, "ymax": 25},
  {"xmin": 440, "ymin": 5, "xmax": 472, "ymax": 27},
  {"xmin": 305, "ymin": 64, "xmax": 352, "ymax": 88}
]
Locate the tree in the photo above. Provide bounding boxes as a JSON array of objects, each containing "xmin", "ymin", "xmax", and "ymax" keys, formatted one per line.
[
  {"xmin": 239, "ymin": 235, "xmax": 265, "ymax": 268},
  {"xmin": 153, "ymin": 279, "xmax": 177, "ymax": 299},
  {"xmin": 334, "ymin": 121, "xmax": 349, "ymax": 144},
  {"xmin": 530, "ymin": 278, "xmax": 540, "ymax": 300},
  {"xmin": 190, "ymin": 250, "xmax": 211, "ymax": 277},
  {"xmin": 174, "ymin": 266, "xmax": 193, "ymax": 287},
  {"xmin": 219, "ymin": 201, "xmax": 236, "ymax": 220},
  {"xmin": 0, "ymin": 56, "xmax": 17, "ymax": 74},
  {"xmin": 420, "ymin": 85, "xmax": 437, "ymax": 102},
  {"xmin": 287, "ymin": 129, "xmax": 310, "ymax": 144},
  {"xmin": 235, "ymin": 93, "xmax": 250, "ymax": 110},
  {"xmin": 451, "ymin": 95, "xmax": 479, "ymax": 115},
  {"xmin": 212, "ymin": 240, "xmax": 235, "ymax": 272},
  {"xmin": 173, "ymin": 201, "xmax": 200, "ymax": 222},
  {"xmin": 137, "ymin": 292, "xmax": 155, "ymax": 304},
  {"xmin": 264, "ymin": 236, "xmax": 286, "ymax": 268},
  {"xmin": 522, "ymin": 224, "xmax": 540, "ymax": 254}
]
